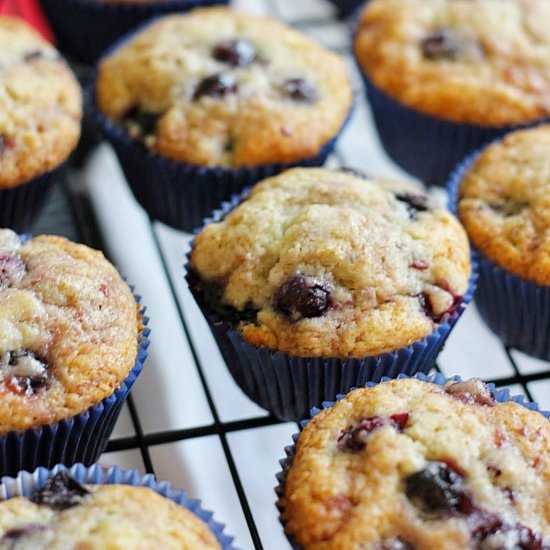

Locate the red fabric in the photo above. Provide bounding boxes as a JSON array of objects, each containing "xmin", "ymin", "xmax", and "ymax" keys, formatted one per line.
[{"xmin": 0, "ymin": 0, "xmax": 55, "ymax": 42}]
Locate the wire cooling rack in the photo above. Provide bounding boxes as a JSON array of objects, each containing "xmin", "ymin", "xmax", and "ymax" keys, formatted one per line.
[{"xmin": 31, "ymin": 0, "xmax": 550, "ymax": 548}]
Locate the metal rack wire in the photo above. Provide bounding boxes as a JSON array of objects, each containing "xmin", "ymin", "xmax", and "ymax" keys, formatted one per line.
[{"xmin": 32, "ymin": 1, "xmax": 550, "ymax": 549}]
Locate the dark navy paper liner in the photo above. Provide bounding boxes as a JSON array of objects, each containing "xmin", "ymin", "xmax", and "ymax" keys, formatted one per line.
[
  {"xmin": 185, "ymin": 192, "xmax": 478, "ymax": 422},
  {"xmin": 92, "ymin": 97, "xmax": 351, "ymax": 233},
  {"xmin": 359, "ymin": 71, "xmax": 543, "ymax": 187},
  {"xmin": 0, "ymin": 463, "xmax": 235, "ymax": 549},
  {"xmin": 327, "ymin": 0, "xmax": 365, "ymax": 17},
  {"xmin": 0, "ymin": 170, "xmax": 57, "ymax": 233},
  {"xmin": 275, "ymin": 371, "xmax": 550, "ymax": 550},
  {"xmin": 447, "ymin": 147, "xmax": 550, "ymax": 360},
  {"xmin": 351, "ymin": 4, "xmax": 550, "ymax": 187},
  {"xmin": 41, "ymin": 0, "xmax": 229, "ymax": 65},
  {"xmin": 0, "ymin": 286, "xmax": 150, "ymax": 478}
]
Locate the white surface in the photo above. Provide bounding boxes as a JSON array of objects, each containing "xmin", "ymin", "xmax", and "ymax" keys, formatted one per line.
[
  {"xmin": 75, "ymin": 0, "xmax": 550, "ymax": 548},
  {"xmin": 85, "ymin": 146, "xmax": 214, "ymax": 434},
  {"xmin": 150, "ymin": 437, "xmax": 254, "ymax": 549}
]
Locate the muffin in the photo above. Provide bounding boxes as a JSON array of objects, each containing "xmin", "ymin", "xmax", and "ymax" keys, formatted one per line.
[
  {"xmin": 0, "ymin": 228, "xmax": 148, "ymax": 476},
  {"xmin": 353, "ymin": 0, "xmax": 550, "ymax": 185},
  {"xmin": 278, "ymin": 375, "xmax": 550, "ymax": 549},
  {"xmin": 0, "ymin": 16, "xmax": 82, "ymax": 231},
  {"xmin": 94, "ymin": 7, "xmax": 353, "ymax": 231},
  {"xmin": 0, "ymin": 464, "xmax": 235, "ymax": 549},
  {"xmin": 40, "ymin": 0, "xmax": 229, "ymax": 64},
  {"xmin": 451, "ymin": 124, "xmax": 550, "ymax": 359},
  {"xmin": 187, "ymin": 167, "xmax": 474, "ymax": 420}
]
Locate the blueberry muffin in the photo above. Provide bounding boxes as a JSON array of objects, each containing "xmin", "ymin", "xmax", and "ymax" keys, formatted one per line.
[
  {"xmin": 96, "ymin": 7, "xmax": 352, "ymax": 167},
  {"xmin": 0, "ymin": 16, "xmax": 81, "ymax": 189},
  {"xmin": 190, "ymin": 168, "xmax": 471, "ymax": 358},
  {"xmin": 354, "ymin": 0, "xmax": 550, "ymax": 126},
  {"xmin": 0, "ymin": 471, "xmax": 221, "ymax": 548},
  {"xmin": 457, "ymin": 125, "xmax": 550, "ymax": 286},
  {"xmin": 281, "ymin": 377, "xmax": 550, "ymax": 549},
  {"xmin": 0, "ymin": 229, "xmax": 139, "ymax": 433}
]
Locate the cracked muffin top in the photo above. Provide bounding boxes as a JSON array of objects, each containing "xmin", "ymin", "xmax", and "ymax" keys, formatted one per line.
[
  {"xmin": 0, "ymin": 17, "xmax": 82, "ymax": 189},
  {"xmin": 281, "ymin": 378, "xmax": 550, "ymax": 550},
  {"xmin": 458, "ymin": 125, "xmax": 550, "ymax": 286},
  {"xmin": 0, "ymin": 472, "xmax": 221, "ymax": 549},
  {"xmin": 96, "ymin": 7, "xmax": 352, "ymax": 167},
  {"xmin": 354, "ymin": 0, "xmax": 550, "ymax": 126},
  {"xmin": 0, "ymin": 229, "xmax": 139, "ymax": 434},
  {"xmin": 189, "ymin": 168, "xmax": 471, "ymax": 358}
]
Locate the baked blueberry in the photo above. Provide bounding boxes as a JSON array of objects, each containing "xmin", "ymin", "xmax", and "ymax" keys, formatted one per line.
[
  {"xmin": 282, "ymin": 78, "xmax": 317, "ymax": 102},
  {"xmin": 338, "ymin": 413, "xmax": 409, "ymax": 452},
  {"xmin": 1, "ymin": 350, "xmax": 49, "ymax": 396},
  {"xmin": 1, "ymin": 523, "xmax": 50, "ymax": 544},
  {"xmin": 193, "ymin": 73, "xmax": 238, "ymax": 101},
  {"xmin": 395, "ymin": 193, "xmax": 429, "ymax": 220},
  {"xmin": 470, "ymin": 515, "xmax": 545, "ymax": 550},
  {"xmin": 411, "ymin": 258, "xmax": 430, "ymax": 271},
  {"xmin": 212, "ymin": 38, "xmax": 256, "ymax": 67},
  {"xmin": 421, "ymin": 28, "xmax": 462, "ymax": 61},
  {"xmin": 489, "ymin": 198, "xmax": 530, "ymax": 217},
  {"xmin": 405, "ymin": 461, "xmax": 467, "ymax": 514},
  {"xmin": 0, "ymin": 135, "xmax": 15, "ymax": 155},
  {"xmin": 418, "ymin": 283, "xmax": 462, "ymax": 323},
  {"xmin": 122, "ymin": 107, "xmax": 161, "ymax": 140},
  {"xmin": 29, "ymin": 472, "xmax": 90, "ymax": 511},
  {"xmin": 0, "ymin": 254, "xmax": 26, "ymax": 290},
  {"xmin": 273, "ymin": 275, "xmax": 331, "ymax": 322},
  {"xmin": 445, "ymin": 378, "xmax": 496, "ymax": 407},
  {"xmin": 24, "ymin": 50, "xmax": 45, "ymax": 61}
]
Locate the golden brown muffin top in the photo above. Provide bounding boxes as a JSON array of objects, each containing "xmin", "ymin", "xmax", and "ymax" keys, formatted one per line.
[
  {"xmin": 0, "ymin": 473, "xmax": 221, "ymax": 549},
  {"xmin": 0, "ymin": 230, "xmax": 139, "ymax": 433},
  {"xmin": 458, "ymin": 125, "xmax": 550, "ymax": 286},
  {"xmin": 354, "ymin": 0, "xmax": 550, "ymax": 126},
  {"xmin": 282, "ymin": 378, "xmax": 550, "ymax": 549},
  {"xmin": 190, "ymin": 168, "xmax": 471, "ymax": 358},
  {"xmin": 0, "ymin": 16, "xmax": 82, "ymax": 189},
  {"xmin": 96, "ymin": 7, "xmax": 352, "ymax": 167}
]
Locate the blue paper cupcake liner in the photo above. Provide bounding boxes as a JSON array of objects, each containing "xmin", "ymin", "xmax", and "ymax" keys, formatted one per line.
[
  {"xmin": 185, "ymin": 193, "xmax": 478, "ymax": 422},
  {"xmin": 359, "ymin": 71, "xmax": 529, "ymax": 187},
  {"xmin": 92, "ymin": 96, "xmax": 351, "ymax": 233},
  {"xmin": 41, "ymin": 0, "xmax": 229, "ymax": 64},
  {"xmin": 447, "ymin": 147, "xmax": 550, "ymax": 360},
  {"xmin": 327, "ymin": 0, "xmax": 366, "ymax": 17},
  {"xmin": 0, "ymin": 285, "xmax": 150, "ymax": 478},
  {"xmin": 0, "ymin": 170, "xmax": 58, "ymax": 233},
  {"xmin": 275, "ymin": 371, "xmax": 550, "ymax": 550},
  {"xmin": 0, "ymin": 463, "xmax": 235, "ymax": 549}
]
